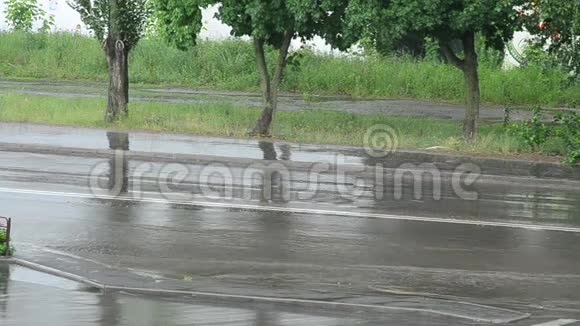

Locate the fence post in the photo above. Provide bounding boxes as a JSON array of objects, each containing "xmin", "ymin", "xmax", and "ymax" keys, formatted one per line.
[{"xmin": 5, "ymin": 218, "xmax": 11, "ymax": 256}]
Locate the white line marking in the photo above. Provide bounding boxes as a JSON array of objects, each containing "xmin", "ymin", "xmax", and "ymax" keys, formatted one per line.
[
  {"xmin": 10, "ymin": 258, "xmax": 104, "ymax": 289},
  {"xmin": 1, "ymin": 186, "xmax": 580, "ymax": 233},
  {"xmin": 531, "ymin": 319, "xmax": 578, "ymax": 326},
  {"xmin": 6, "ymin": 257, "xmax": 529, "ymax": 324},
  {"xmin": 104, "ymin": 286, "xmax": 529, "ymax": 323}
]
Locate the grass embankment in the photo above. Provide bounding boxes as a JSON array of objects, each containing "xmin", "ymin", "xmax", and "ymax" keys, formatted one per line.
[
  {"xmin": 0, "ymin": 32, "xmax": 578, "ymax": 106},
  {"xmin": 0, "ymin": 93, "xmax": 531, "ymax": 155}
]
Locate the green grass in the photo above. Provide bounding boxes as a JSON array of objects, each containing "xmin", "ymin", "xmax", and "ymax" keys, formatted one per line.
[
  {"xmin": 0, "ymin": 92, "xmax": 530, "ymax": 155},
  {"xmin": 0, "ymin": 32, "xmax": 577, "ymax": 107}
]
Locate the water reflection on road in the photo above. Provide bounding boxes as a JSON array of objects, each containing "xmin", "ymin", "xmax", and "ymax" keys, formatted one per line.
[
  {"xmin": 86, "ymin": 132, "xmax": 580, "ymax": 226},
  {"xmin": 0, "ymin": 263, "xmax": 365, "ymax": 326}
]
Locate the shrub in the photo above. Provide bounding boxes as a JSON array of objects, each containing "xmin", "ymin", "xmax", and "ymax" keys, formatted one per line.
[
  {"xmin": 506, "ymin": 106, "xmax": 551, "ymax": 150},
  {"xmin": 554, "ymin": 111, "xmax": 580, "ymax": 163},
  {"xmin": 0, "ymin": 230, "xmax": 13, "ymax": 256},
  {"xmin": 506, "ymin": 107, "xmax": 580, "ymax": 163}
]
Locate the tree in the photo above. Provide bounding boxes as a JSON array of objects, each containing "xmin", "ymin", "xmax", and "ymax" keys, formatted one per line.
[
  {"xmin": 154, "ymin": 0, "xmax": 349, "ymax": 136},
  {"xmin": 519, "ymin": 0, "xmax": 580, "ymax": 83},
  {"xmin": 346, "ymin": 0, "xmax": 526, "ymax": 142},
  {"xmin": 3, "ymin": 0, "xmax": 53, "ymax": 32},
  {"xmin": 68, "ymin": 0, "xmax": 150, "ymax": 122}
]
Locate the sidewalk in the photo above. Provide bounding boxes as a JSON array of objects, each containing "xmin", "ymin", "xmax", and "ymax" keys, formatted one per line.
[{"xmin": 0, "ymin": 78, "xmax": 551, "ymax": 121}]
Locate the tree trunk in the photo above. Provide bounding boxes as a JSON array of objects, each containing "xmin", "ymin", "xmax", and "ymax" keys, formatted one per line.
[
  {"xmin": 104, "ymin": 0, "xmax": 129, "ymax": 123},
  {"xmin": 250, "ymin": 38, "xmax": 274, "ymax": 136},
  {"xmin": 461, "ymin": 32, "xmax": 480, "ymax": 142},
  {"xmin": 440, "ymin": 32, "xmax": 480, "ymax": 143},
  {"xmin": 104, "ymin": 36, "xmax": 129, "ymax": 123},
  {"xmin": 250, "ymin": 32, "xmax": 293, "ymax": 136}
]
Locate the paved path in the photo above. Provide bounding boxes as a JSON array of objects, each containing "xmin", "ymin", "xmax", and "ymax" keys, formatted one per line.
[{"xmin": 0, "ymin": 79, "xmax": 544, "ymax": 121}]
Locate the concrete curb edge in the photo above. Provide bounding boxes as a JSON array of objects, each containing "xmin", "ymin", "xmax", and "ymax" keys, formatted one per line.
[
  {"xmin": 0, "ymin": 142, "xmax": 579, "ymax": 190},
  {"xmin": 2, "ymin": 257, "xmax": 530, "ymax": 324},
  {"xmin": 105, "ymin": 286, "xmax": 530, "ymax": 324}
]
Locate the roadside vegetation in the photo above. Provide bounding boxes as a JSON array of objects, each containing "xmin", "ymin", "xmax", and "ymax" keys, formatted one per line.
[
  {"xmin": 0, "ymin": 229, "xmax": 13, "ymax": 256},
  {"xmin": 0, "ymin": 32, "xmax": 577, "ymax": 108},
  {"xmin": 0, "ymin": 92, "xmax": 564, "ymax": 156},
  {"xmin": 346, "ymin": 1, "xmax": 521, "ymax": 142},
  {"xmin": 505, "ymin": 107, "xmax": 580, "ymax": 163},
  {"xmin": 68, "ymin": 0, "xmax": 149, "ymax": 122},
  {"xmin": 0, "ymin": 0, "xmax": 578, "ymax": 162}
]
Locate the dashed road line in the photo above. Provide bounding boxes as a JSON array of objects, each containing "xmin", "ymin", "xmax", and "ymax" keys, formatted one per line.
[{"xmin": 531, "ymin": 319, "xmax": 578, "ymax": 326}]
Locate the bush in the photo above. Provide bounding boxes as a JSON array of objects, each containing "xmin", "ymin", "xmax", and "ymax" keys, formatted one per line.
[
  {"xmin": 506, "ymin": 107, "xmax": 580, "ymax": 163},
  {"xmin": 553, "ymin": 111, "xmax": 580, "ymax": 163},
  {"xmin": 0, "ymin": 230, "xmax": 13, "ymax": 256},
  {"xmin": 506, "ymin": 106, "xmax": 551, "ymax": 150}
]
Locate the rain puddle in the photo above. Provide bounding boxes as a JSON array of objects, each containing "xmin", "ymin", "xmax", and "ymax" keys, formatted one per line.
[
  {"xmin": 0, "ymin": 263, "xmax": 365, "ymax": 326},
  {"xmin": 0, "ymin": 123, "xmax": 364, "ymax": 164}
]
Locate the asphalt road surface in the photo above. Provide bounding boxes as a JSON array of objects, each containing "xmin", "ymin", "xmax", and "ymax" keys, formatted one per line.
[
  {"xmin": 0, "ymin": 125, "xmax": 579, "ymax": 325},
  {"xmin": 3, "ymin": 263, "xmax": 414, "ymax": 326}
]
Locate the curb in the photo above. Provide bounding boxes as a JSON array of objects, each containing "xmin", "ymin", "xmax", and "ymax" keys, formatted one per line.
[
  {"xmin": 9, "ymin": 257, "xmax": 103, "ymax": 289},
  {"xmin": 2, "ymin": 257, "xmax": 530, "ymax": 324}
]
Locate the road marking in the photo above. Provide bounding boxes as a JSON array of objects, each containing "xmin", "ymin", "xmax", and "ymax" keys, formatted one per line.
[
  {"xmin": 531, "ymin": 319, "xmax": 578, "ymax": 326},
  {"xmin": 1, "ymin": 186, "xmax": 580, "ymax": 233},
  {"xmin": 2, "ymin": 257, "xmax": 533, "ymax": 324}
]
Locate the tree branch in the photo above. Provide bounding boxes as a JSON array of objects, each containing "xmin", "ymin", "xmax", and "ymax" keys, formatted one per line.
[
  {"xmin": 272, "ymin": 31, "xmax": 294, "ymax": 89},
  {"xmin": 440, "ymin": 42, "xmax": 465, "ymax": 70},
  {"xmin": 461, "ymin": 32, "xmax": 477, "ymax": 65},
  {"xmin": 253, "ymin": 37, "xmax": 271, "ymax": 102}
]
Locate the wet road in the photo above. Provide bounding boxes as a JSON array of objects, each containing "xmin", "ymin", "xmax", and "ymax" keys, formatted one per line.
[
  {"xmin": 0, "ymin": 125, "xmax": 580, "ymax": 325},
  {"xmin": 2, "ymin": 263, "xmax": 411, "ymax": 326}
]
